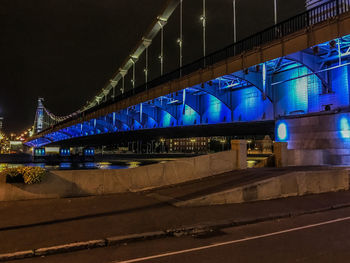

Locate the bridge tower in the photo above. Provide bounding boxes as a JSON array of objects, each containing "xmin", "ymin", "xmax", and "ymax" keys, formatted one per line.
[
  {"xmin": 0, "ymin": 117, "xmax": 3, "ymax": 132},
  {"xmin": 34, "ymin": 98, "xmax": 45, "ymax": 134}
]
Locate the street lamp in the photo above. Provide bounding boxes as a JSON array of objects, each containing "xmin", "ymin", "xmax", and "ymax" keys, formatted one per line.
[
  {"xmin": 200, "ymin": 0, "xmax": 206, "ymax": 60},
  {"xmin": 178, "ymin": 0, "xmax": 183, "ymax": 71},
  {"xmin": 160, "ymin": 138, "xmax": 165, "ymax": 153},
  {"xmin": 190, "ymin": 138, "xmax": 196, "ymax": 152},
  {"xmin": 232, "ymin": 0, "xmax": 237, "ymax": 43},
  {"xmin": 220, "ymin": 139, "xmax": 226, "ymax": 151},
  {"xmin": 274, "ymin": 0, "xmax": 278, "ymax": 25},
  {"xmin": 247, "ymin": 139, "xmax": 252, "ymax": 152}
]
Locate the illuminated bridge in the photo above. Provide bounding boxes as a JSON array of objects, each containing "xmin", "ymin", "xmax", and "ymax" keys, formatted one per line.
[{"xmin": 25, "ymin": 0, "xmax": 350, "ymax": 164}]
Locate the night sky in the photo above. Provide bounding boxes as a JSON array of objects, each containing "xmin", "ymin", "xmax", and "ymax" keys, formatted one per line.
[{"xmin": 0, "ymin": 0, "xmax": 305, "ymax": 134}]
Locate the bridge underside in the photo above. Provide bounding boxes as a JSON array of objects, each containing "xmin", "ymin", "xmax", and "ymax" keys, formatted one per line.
[
  {"xmin": 26, "ymin": 17, "xmax": 350, "ymax": 148},
  {"xmin": 48, "ymin": 121, "xmax": 275, "ymax": 147}
]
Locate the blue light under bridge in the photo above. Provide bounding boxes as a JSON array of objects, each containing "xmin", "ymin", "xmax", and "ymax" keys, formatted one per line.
[{"xmin": 25, "ymin": 33, "xmax": 350, "ymax": 148}]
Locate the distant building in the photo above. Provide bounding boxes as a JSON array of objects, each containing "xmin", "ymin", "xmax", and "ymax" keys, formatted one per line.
[
  {"xmin": 167, "ymin": 137, "xmax": 210, "ymax": 153},
  {"xmin": 9, "ymin": 141, "xmax": 23, "ymax": 153},
  {"xmin": 0, "ymin": 117, "xmax": 3, "ymax": 131}
]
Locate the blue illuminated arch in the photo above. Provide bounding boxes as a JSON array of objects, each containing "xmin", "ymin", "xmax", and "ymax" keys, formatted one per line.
[
  {"xmin": 201, "ymin": 92, "xmax": 232, "ymax": 124},
  {"xmin": 285, "ymin": 52, "xmax": 329, "ymax": 91},
  {"xmin": 231, "ymin": 71, "xmax": 273, "ymax": 102}
]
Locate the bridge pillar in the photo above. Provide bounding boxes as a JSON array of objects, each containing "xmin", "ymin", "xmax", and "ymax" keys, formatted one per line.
[
  {"xmin": 231, "ymin": 140, "xmax": 247, "ymax": 170},
  {"xmin": 274, "ymin": 142, "xmax": 288, "ymax": 168},
  {"xmin": 34, "ymin": 98, "xmax": 45, "ymax": 134}
]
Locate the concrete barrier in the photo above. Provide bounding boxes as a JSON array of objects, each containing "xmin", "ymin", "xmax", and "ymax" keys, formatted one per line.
[
  {"xmin": 280, "ymin": 112, "xmax": 350, "ymax": 165},
  {"xmin": 274, "ymin": 142, "xmax": 288, "ymax": 167},
  {"xmin": 0, "ymin": 150, "xmax": 238, "ymax": 202},
  {"xmin": 175, "ymin": 169, "xmax": 349, "ymax": 206},
  {"xmin": 287, "ymin": 149, "xmax": 324, "ymax": 166},
  {"xmin": 231, "ymin": 140, "xmax": 247, "ymax": 169}
]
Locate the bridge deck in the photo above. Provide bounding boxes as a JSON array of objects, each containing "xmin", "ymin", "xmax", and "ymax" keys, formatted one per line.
[{"xmin": 26, "ymin": 0, "xmax": 350, "ymax": 148}]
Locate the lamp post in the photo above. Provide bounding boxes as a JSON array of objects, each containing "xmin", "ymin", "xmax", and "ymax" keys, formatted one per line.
[
  {"xmin": 157, "ymin": 17, "xmax": 167, "ymax": 76},
  {"xmin": 200, "ymin": 0, "xmax": 206, "ymax": 61},
  {"xmin": 274, "ymin": 0, "xmax": 277, "ymax": 25},
  {"xmin": 178, "ymin": 0, "xmax": 183, "ymax": 73},
  {"xmin": 160, "ymin": 138, "xmax": 165, "ymax": 153},
  {"xmin": 220, "ymin": 138, "xmax": 226, "ymax": 151},
  {"xmin": 247, "ymin": 139, "xmax": 252, "ymax": 153},
  {"xmin": 190, "ymin": 138, "xmax": 196, "ymax": 153},
  {"xmin": 233, "ymin": 0, "xmax": 237, "ymax": 43},
  {"xmin": 119, "ymin": 69, "xmax": 127, "ymax": 95},
  {"xmin": 143, "ymin": 38, "xmax": 152, "ymax": 88},
  {"xmin": 130, "ymin": 56, "xmax": 138, "ymax": 94}
]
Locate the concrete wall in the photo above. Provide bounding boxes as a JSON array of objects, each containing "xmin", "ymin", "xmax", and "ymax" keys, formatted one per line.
[
  {"xmin": 287, "ymin": 149, "xmax": 325, "ymax": 166},
  {"xmin": 0, "ymin": 150, "xmax": 237, "ymax": 202},
  {"xmin": 280, "ymin": 112, "xmax": 350, "ymax": 165},
  {"xmin": 285, "ymin": 113, "xmax": 345, "ymax": 151},
  {"xmin": 176, "ymin": 169, "xmax": 349, "ymax": 206}
]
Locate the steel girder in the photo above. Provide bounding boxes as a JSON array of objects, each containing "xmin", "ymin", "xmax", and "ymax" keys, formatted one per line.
[{"xmin": 285, "ymin": 51, "xmax": 330, "ymax": 92}]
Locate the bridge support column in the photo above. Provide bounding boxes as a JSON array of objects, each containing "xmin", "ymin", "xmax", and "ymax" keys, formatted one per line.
[
  {"xmin": 274, "ymin": 142, "xmax": 288, "ymax": 168},
  {"xmin": 231, "ymin": 140, "xmax": 247, "ymax": 170}
]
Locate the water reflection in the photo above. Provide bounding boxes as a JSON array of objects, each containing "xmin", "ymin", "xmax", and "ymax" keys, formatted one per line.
[
  {"xmin": 126, "ymin": 161, "xmax": 141, "ymax": 168},
  {"xmin": 0, "ymin": 161, "xmax": 134, "ymax": 171},
  {"xmin": 2, "ymin": 159, "xmax": 256, "ymax": 171},
  {"xmin": 1, "ymin": 159, "xmax": 261, "ymax": 171},
  {"xmin": 247, "ymin": 160, "xmax": 258, "ymax": 168},
  {"xmin": 60, "ymin": 162, "xmax": 72, "ymax": 169},
  {"xmin": 0, "ymin": 163, "xmax": 48, "ymax": 170},
  {"xmin": 84, "ymin": 162, "xmax": 95, "ymax": 169}
]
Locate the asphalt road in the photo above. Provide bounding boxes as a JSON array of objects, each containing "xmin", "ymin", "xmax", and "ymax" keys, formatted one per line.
[
  {"xmin": 3, "ymin": 167, "xmax": 350, "ymax": 255},
  {"xmin": 15, "ymin": 206, "xmax": 350, "ymax": 263}
]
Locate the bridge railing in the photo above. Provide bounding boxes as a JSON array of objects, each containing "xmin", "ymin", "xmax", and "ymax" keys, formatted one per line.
[{"xmin": 43, "ymin": 0, "xmax": 350, "ymax": 133}]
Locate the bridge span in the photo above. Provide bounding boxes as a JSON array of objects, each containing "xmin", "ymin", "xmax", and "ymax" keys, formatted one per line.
[{"xmin": 25, "ymin": 0, "xmax": 350, "ymax": 165}]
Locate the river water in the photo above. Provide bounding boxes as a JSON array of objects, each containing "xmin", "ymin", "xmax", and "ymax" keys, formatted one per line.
[
  {"xmin": 0, "ymin": 161, "xmax": 143, "ymax": 171},
  {"xmin": 0, "ymin": 155, "xmax": 261, "ymax": 171}
]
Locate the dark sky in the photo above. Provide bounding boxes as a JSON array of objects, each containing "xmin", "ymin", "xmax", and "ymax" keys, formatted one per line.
[{"xmin": 0, "ymin": 0, "xmax": 305, "ymax": 134}]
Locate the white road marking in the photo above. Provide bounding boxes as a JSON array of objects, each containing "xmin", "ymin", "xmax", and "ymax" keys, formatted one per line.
[{"xmin": 113, "ymin": 215, "xmax": 350, "ymax": 263}]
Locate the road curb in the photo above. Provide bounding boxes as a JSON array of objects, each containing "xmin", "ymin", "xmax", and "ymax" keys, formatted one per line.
[
  {"xmin": 106, "ymin": 231, "xmax": 167, "ymax": 246},
  {"xmin": 0, "ymin": 250, "xmax": 34, "ymax": 261},
  {"xmin": 34, "ymin": 239, "xmax": 106, "ymax": 256},
  {"xmin": 1, "ymin": 203, "xmax": 350, "ymax": 261}
]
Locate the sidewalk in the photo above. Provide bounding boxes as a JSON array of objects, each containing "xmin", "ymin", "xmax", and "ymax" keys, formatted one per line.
[{"xmin": 1, "ymin": 187, "xmax": 350, "ymax": 256}]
